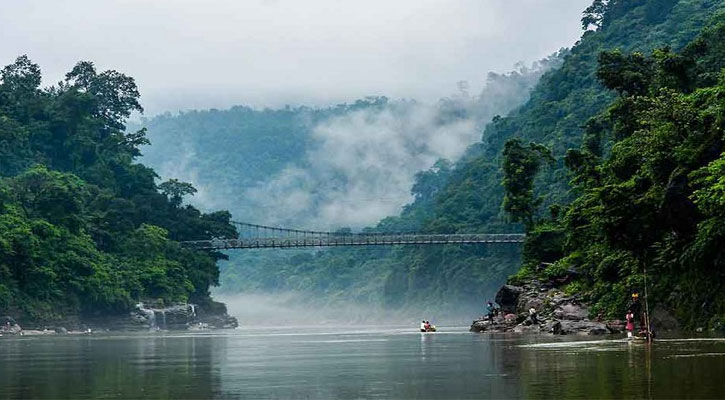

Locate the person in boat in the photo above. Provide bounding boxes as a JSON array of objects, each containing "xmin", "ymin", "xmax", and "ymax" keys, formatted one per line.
[
  {"xmin": 625, "ymin": 310, "xmax": 635, "ymax": 338},
  {"xmin": 420, "ymin": 320, "xmax": 427, "ymax": 332},
  {"xmin": 486, "ymin": 301, "xmax": 495, "ymax": 322}
]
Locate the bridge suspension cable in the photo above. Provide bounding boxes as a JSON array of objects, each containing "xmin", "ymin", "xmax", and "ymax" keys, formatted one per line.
[{"xmin": 180, "ymin": 221, "xmax": 526, "ymax": 250}]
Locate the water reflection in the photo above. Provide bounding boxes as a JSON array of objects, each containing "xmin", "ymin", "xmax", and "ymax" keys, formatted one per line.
[
  {"xmin": 0, "ymin": 333, "xmax": 226, "ymax": 399},
  {"xmin": 2, "ymin": 329, "xmax": 725, "ymax": 399}
]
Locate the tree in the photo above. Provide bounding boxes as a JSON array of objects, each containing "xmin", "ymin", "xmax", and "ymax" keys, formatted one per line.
[
  {"xmin": 501, "ymin": 139, "xmax": 553, "ymax": 229},
  {"xmin": 581, "ymin": 0, "xmax": 609, "ymax": 31},
  {"xmin": 597, "ymin": 50, "xmax": 654, "ymax": 97},
  {"xmin": 158, "ymin": 179, "xmax": 197, "ymax": 206},
  {"xmin": 63, "ymin": 61, "xmax": 143, "ymax": 130}
]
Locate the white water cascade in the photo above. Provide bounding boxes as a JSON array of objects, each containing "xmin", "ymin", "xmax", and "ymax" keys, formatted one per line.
[{"xmin": 135, "ymin": 303, "xmax": 158, "ymax": 330}]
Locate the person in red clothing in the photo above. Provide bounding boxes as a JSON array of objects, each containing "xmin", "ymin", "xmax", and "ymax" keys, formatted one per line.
[{"xmin": 625, "ymin": 310, "xmax": 635, "ymax": 339}]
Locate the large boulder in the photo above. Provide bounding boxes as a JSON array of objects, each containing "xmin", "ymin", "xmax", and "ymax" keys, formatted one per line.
[
  {"xmin": 195, "ymin": 300, "xmax": 238, "ymax": 329},
  {"xmin": 559, "ymin": 320, "xmax": 609, "ymax": 335},
  {"xmin": 495, "ymin": 285, "xmax": 523, "ymax": 314},
  {"xmin": 605, "ymin": 320, "xmax": 626, "ymax": 333},
  {"xmin": 513, "ymin": 323, "xmax": 542, "ymax": 334},
  {"xmin": 470, "ymin": 319, "xmax": 490, "ymax": 333},
  {"xmin": 554, "ymin": 303, "xmax": 589, "ymax": 321},
  {"xmin": 469, "ymin": 316, "xmax": 514, "ymax": 333},
  {"xmin": 543, "ymin": 320, "xmax": 563, "ymax": 335},
  {"xmin": 158, "ymin": 304, "xmax": 196, "ymax": 330}
]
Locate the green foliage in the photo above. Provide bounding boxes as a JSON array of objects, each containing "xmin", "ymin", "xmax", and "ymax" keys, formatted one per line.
[
  {"xmin": 501, "ymin": 139, "xmax": 553, "ymax": 229},
  {"xmin": 158, "ymin": 179, "xmax": 197, "ymax": 206},
  {"xmin": 520, "ymin": 8, "xmax": 725, "ymax": 328},
  {"xmin": 582, "ymin": 0, "xmax": 609, "ymax": 31},
  {"xmin": 0, "ymin": 56, "xmax": 235, "ymax": 324},
  {"xmin": 597, "ymin": 50, "xmax": 654, "ymax": 96}
]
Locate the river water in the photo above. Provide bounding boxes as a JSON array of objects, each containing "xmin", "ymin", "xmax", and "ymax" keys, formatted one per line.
[{"xmin": 2, "ymin": 326, "xmax": 725, "ymax": 399}]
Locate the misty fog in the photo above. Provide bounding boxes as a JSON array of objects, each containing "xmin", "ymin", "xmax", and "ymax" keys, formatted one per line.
[
  {"xmin": 145, "ymin": 58, "xmax": 561, "ymax": 230},
  {"xmin": 216, "ymin": 292, "xmax": 487, "ymax": 327}
]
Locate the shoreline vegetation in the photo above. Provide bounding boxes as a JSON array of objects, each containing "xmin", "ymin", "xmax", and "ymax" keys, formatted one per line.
[{"xmin": 0, "ymin": 57, "xmax": 238, "ymax": 329}]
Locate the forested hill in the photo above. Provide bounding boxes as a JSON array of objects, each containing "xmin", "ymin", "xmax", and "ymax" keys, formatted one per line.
[
  {"xmin": 132, "ymin": 100, "xmax": 385, "ymax": 218},
  {"xmin": 427, "ymin": 0, "xmax": 723, "ymax": 233},
  {"xmin": 0, "ymin": 57, "xmax": 236, "ymax": 324},
  {"xmin": 507, "ymin": 2, "xmax": 725, "ymax": 329},
  {"xmin": 213, "ymin": 0, "xmax": 725, "ymax": 320}
]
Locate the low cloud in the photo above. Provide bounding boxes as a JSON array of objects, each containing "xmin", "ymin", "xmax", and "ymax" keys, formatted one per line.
[{"xmin": 241, "ymin": 59, "xmax": 560, "ymax": 230}]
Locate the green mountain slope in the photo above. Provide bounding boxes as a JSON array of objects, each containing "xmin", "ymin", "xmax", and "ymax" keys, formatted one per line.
[
  {"xmin": 514, "ymin": 6, "xmax": 725, "ymax": 329},
  {"xmin": 0, "ymin": 57, "xmax": 236, "ymax": 325}
]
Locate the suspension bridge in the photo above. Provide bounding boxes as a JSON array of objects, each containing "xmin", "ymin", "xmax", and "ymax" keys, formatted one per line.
[{"xmin": 180, "ymin": 222, "xmax": 526, "ymax": 251}]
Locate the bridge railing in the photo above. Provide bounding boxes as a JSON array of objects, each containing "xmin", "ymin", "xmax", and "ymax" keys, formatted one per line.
[{"xmin": 180, "ymin": 233, "xmax": 526, "ymax": 250}]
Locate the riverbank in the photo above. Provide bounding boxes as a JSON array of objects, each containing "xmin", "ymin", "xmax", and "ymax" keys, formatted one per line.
[
  {"xmin": 470, "ymin": 270, "xmax": 685, "ymax": 335},
  {"xmin": 470, "ymin": 273, "xmax": 624, "ymax": 335},
  {"xmin": 1, "ymin": 300, "xmax": 238, "ymax": 336}
]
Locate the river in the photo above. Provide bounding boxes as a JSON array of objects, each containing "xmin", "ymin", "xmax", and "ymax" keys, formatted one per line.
[{"xmin": 1, "ymin": 327, "xmax": 725, "ymax": 399}]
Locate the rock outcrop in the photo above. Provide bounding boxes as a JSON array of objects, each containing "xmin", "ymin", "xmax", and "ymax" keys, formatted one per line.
[
  {"xmin": 4, "ymin": 301, "xmax": 239, "ymax": 334},
  {"xmin": 1, "ymin": 316, "xmax": 22, "ymax": 335},
  {"xmin": 471, "ymin": 277, "xmax": 615, "ymax": 336},
  {"xmin": 124, "ymin": 301, "xmax": 238, "ymax": 331}
]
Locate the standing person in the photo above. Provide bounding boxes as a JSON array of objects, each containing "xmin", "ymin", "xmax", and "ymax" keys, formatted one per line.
[
  {"xmin": 625, "ymin": 310, "xmax": 635, "ymax": 339},
  {"xmin": 529, "ymin": 307, "xmax": 538, "ymax": 325},
  {"xmin": 629, "ymin": 293, "xmax": 643, "ymax": 329},
  {"xmin": 486, "ymin": 302, "xmax": 495, "ymax": 322}
]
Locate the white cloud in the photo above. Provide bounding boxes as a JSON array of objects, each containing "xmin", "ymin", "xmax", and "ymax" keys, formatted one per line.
[{"xmin": 0, "ymin": 0, "xmax": 589, "ymax": 114}]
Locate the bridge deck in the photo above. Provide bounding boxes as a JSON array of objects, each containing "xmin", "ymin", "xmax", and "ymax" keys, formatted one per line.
[{"xmin": 181, "ymin": 233, "xmax": 526, "ymax": 250}]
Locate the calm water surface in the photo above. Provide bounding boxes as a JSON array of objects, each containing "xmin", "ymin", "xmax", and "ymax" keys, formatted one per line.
[{"xmin": 2, "ymin": 326, "xmax": 725, "ymax": 399}]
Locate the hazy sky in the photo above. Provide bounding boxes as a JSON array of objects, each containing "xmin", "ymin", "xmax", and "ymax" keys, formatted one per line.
[{"xmin": 1, "ymin": 0, "xmax": 589, "ymax": 115}]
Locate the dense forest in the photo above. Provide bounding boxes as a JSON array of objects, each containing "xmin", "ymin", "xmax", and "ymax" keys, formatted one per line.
[
  {"xmin": 0, "ymin": 57, "xmax": 236, "ymax": 324},
  {"xmin": 209, "ymin": 0, "xmax": 725, "ymax": 321},
  {"xmin": 509, "ymin": 1, "xmax": 725, "ymax": 329}
]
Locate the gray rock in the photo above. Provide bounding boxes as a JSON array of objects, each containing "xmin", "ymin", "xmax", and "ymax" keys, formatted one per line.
[
  {"xmin": 54, "ymin": 327, "xmax": 68, "ymax": 334},
  {"xmin": 470, "ymin": 317, "xmax": 515, "ymax": 333},
  {"xmin": 157, "ymin": 304, "xmax": 196, "ymax": 330},
  {"xmin": 554, "ymin": 303, "xmax": 589, "ymax": 321},
  {"xmin": 544, "ymin": 320, "xmax": 562, "ymax": 335},
  {"xmin": 495, "ymin": 285, "xmax": 523, "ymax": 314},
  {"xmin": 605, "ymin": 320, "xmax": 625, "ymax": 333},
  {"xmin": 1, "ymin": 316, "xmax": 22, "ymax": 335},
  {"xmin": 513, "ymin": 323, "xmax": 542, "ymax": 334},
  {"xmin": 559, "ymin": 320, "xmax": 609, "ymax": 335},
  {"xmin": 200, "ymin": 314, "xmax": 238, "ymax": 329},
  {"xmin": 470, "ymin": 319, "xmax": 489, "ymax": 332}
]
